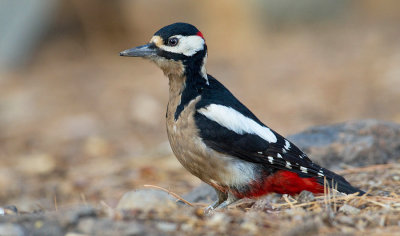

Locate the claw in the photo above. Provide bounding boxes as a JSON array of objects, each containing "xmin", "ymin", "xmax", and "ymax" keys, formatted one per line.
[
  {"xmin": 204, "ymin": 200, "xmax": 221, "ymax": 214},
  {"xmin": 204, "ymin": 193, "xmax": 239, "ymax": 214}
]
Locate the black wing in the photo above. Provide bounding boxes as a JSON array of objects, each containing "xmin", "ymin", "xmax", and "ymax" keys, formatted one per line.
[
  {"xmin": 195, "ymin": 112, "xmax": 364, "ymax": 194},
  {"xmin": 194, "ymin": 75, "xmax": 364, "ymax": 194}
]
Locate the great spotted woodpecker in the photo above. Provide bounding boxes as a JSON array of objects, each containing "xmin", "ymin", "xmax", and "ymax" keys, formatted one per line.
[{"xmin": 120, "ymin": 23, "xmax": 365, "ymax": 211}]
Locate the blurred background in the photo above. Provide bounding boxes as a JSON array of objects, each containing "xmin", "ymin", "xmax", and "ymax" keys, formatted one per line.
[{"xmin": 0, "ymin": 0, "xmax": 399, "ymax": 211}]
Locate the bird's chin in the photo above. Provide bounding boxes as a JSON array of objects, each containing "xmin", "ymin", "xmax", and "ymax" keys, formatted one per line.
[{"xmin": 152, "ymin": 57, "xmax": 185, "ymax": 77}]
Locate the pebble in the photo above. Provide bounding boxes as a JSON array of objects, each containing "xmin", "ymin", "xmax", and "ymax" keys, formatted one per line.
[
  {"xmin": 124, "ymin": 222, "xmax": 146, "ymax": 235},
  {"xmin": 16, "ymin": 153, "xmax": 56, "ymax": 175},
  {"xmin": 58, "ymin": 206, "xmax": 97, "ymax": 228},
  {"xmin": 338, "ymin": 204, "xmax": 361, "ymax": 215},
  {"xmin": 76, "ymin": 218, "xmax": 96, "ymax": 234},
  {"xmin": 297, "ymin": 190, "xmax": 316, "ymax": 203},
  {"xmin": 0, "ymin": 223, "xmax": 25, "ymax": 236},
  {"xmin": 156, "ymin": 222, "xmax": 177, "ymax": 232},
  {"xmin": 116, "ymin": 189, "xmax": 177, "ymax": 212},
  {"xmin": 183, "ymin": 183, "xmax": 217, "ymax": 204},
  {"xmin": 337, "ymin": 215, "xmax": 355, "ymax": 226}
]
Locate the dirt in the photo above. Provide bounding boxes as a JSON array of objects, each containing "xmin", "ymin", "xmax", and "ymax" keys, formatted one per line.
[{"xmin": 1, "ymin": 163, "xmax": 399, "ymax": 235}]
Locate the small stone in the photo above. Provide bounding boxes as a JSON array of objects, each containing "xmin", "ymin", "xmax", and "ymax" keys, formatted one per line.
[
  {"xmin": 124, "ymin": 222, "xmax": 146, "ymax": 235},
  {"xmin": 65, "ymin": 233, "xmax": 88, "ymax": 236},
  {"xmin": 283, "ymin": 218, "xmax": 323, "ymax": 236},
  {"xmin": 337, "ymin": 215, "xmax": 355, "ymax": 226},
  {"xmin": 116, "ymin": 189, "xmax": 177, "ymax": 212},
  {"xmin": 76, "ymin": 218, "xmax": 96, "ymax": 234},
  {"xmin": 84, "ymin": 136, "xmax": 113, "ymax": 157},
  {"xmin": 181, "ymin": 223, "xmax": 193, "ymax": 232},
  {"xmin": 0, "ymin": 223, "xmax": 24, "ymax": 236},
  {"xmin": 207, "ymin": 212, "xmax": 228, "ymax": 227},
  {"xmin": 240, "ymin": 220, "xmax": 258, "ymax": 234},
  {"xmin": 251, "ymin": 194, "xmax": 279, "ymax": 211},
  {"xmin": 4, "ymin": 205, "xmax": 18, "ymax": 215},
  {"xmin": 297, "ymin": 191, "xmax": 316, "ymax": 203},
  {"xmin": 183, "ymin": 183, "xmax": 217, "ymax": 204},
  {"xmin": 156, "ymin": 222, "xmax": 177, "ymax": 232},
  {"xmin": 58, "ymin": 206, "xmax": 97, "ymax": 227},
  {"xmin": 16, "ymin": 153, "xmax": 56, "ymax": 175},
  {"xmin": 338, "ymin": 204, "xmax": 361, "ymax": 215}
]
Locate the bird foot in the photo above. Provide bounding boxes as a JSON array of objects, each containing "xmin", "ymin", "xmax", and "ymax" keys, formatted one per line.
[{"xmin": 204, "ymin": 196, "xmax": 238, "ymax": 214}]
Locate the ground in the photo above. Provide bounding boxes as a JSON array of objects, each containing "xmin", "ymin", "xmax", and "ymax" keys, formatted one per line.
[{"xmin": 1, "ymin": 163, "xmax": 399, "ymax": 235}]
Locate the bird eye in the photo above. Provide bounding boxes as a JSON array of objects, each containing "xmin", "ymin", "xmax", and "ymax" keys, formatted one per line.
[{"xmin": 168, "ymin": 37, "xmax": 179, "ymax": 46}]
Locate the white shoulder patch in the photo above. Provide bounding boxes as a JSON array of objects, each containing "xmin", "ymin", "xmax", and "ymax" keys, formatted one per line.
[
  {"xmin": 198, "ymin": 104, "xmax": 277, "ymax": 143},
  {"xmin": 159, "ymin": 35, "xmax": 204, "ymax": 56}
]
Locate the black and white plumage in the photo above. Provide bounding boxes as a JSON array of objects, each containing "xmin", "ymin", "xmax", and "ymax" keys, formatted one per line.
[{"xmin": 120, "ymin": 22, "xmax": 365, "ymax": 211}]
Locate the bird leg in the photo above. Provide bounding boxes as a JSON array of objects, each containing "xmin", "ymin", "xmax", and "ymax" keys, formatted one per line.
[
  {"xmin": 214, "ymin": 192, "xmax": 239, "ymax": 210},
  {"xmin": 204, "ymin": 188, "xmax": 228, "ymax": 213},
  {"xmin": 205, "ymin": 190, "xmax": 239, "ymax": 214}
]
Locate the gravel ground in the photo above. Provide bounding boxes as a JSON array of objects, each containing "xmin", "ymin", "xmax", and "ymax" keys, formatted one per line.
[{"xmin": 1, "ymin": 162, "xmax": 399, "ymax": 235}]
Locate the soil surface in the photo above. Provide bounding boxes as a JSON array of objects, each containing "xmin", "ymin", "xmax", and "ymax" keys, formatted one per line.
[{"xmin": 1, "ymin": 120, "xmax": 399, "ymax": 235}]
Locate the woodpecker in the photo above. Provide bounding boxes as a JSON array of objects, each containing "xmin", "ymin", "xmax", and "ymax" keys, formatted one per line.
[{"xmin": 120, "ymin": 23, "xmax": 365, "ymax": 211}]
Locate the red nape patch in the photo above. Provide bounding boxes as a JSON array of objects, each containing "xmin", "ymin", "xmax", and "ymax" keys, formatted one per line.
[
  {"xmin": 196, "ymin": 31, "xmax": 204, "ymax": 39},
  {"xmin": 234, "ymin": 171, "xmax": 324, "ymax": 199}
]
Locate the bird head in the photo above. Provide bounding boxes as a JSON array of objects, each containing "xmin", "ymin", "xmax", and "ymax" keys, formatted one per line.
[{"xmin": 120, "ymin": 23, "xmax": 207, "ymax": 78}]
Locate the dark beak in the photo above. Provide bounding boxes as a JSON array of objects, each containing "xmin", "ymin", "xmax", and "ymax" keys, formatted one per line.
[{"xmin": 119, "ymin": 44, "xmax": 157, "ymax": 57}]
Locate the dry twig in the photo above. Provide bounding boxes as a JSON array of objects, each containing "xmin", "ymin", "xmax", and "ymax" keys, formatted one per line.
[{"xmin": 144, "ymin": 184, "xmax": 195, "ymax": 207}]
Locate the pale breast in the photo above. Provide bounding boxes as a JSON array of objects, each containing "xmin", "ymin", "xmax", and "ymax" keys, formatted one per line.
[{"xmin": 166, "ymin": 94, "xmax": 258, "ymax": 188}]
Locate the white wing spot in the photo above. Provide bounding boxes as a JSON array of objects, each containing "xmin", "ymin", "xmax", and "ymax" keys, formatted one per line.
[
  {"xmin": 282, "ymin": 148, "xmax": 287, "ymax": 153},
  {"xmin": 268, "ymin": 156, "xmax": 274, "ymax": 164},
  {"xmin": 318, "ymin": 169, "xmax": 324, "ymax": 177},
  {"xmin": 285, "ymin": 161, "xmax": 292, "ymax": 169},
  {"xmin": 300, "ymin": 166, "xmax": 308, "ymax": 173},
  {"xmin": 277, "ymin": 153, "xmax": 283, "ymax": 158},
  {"xmin": 258, "ymin": 151, "xmax": 263, "ymax": 155},
  {"xmin": 198, "ymin": 104, "xmax": 278, "ymax": 143},
  {"xmin": 284, "ymin": 140, "xmax": 291, "ymax": 150}
]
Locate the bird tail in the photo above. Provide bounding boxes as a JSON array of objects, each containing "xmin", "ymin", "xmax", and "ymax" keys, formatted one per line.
[{"xmin": 316, "ymin": 167, "xmax": 366, "ymax": 196}]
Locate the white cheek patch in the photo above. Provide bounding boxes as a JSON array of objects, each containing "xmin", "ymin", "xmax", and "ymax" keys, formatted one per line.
[
  {"xmin": 198, "ymin": 104, "xmax": 277, "ymax": 143},
  {"xmin": 159, "ymin": 35, "xmax": 205, "ymax": 56}
]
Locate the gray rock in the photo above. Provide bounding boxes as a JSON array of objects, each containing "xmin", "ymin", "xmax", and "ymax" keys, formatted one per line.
[
  {"xmin": 0, "ymin": 223, "xmax": 25, "ymax": 236},
  {"xmin": 297, "ymin": 191, "xmax": 316, "ymax": 203},
  {"xmin": 288, "ymin": 119, "xmax": 400, "ymax": 169},
  {"xmin": 182, "ymin": 183, "xmax": 217, "ymax": 204},
  {"xmin": 156, "ymin": 222, "xmax": 177, "ymax": 232},
  {"xmin": 3, "ymin": 205, "xmax": 18, "ymax": 215},
  {"xmin": 85, "ymin": 219, "xmax": 147, "ymax": 236},
  {"xmin": 76, "ymin": 218, "xmax": 96, "ymax": 234},
  {"xmin": 116, "ymin": 189, "xmax": 177, "ymax": 211},
  {"xmin": 123, "ymin": 222, "xmax": 146, "ymax": 236},
  {"xmin": 58, "ymin": 206, "xmax": 97, "ymax": 228},
  {"xmin": 338, "ymin": 204, "xmax": 361, "ymax": 215}
]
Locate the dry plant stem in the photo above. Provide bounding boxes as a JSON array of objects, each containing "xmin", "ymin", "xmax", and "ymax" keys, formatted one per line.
[
  {"xmin": 143, "ymin": 184, "xmax": 195, "ymax": 207},
  {"xmin": 100, "ymin": 200, "xmax": 115, "ymax": 217},
  {"xmin": 81, "ymin": 193, "xmax": 87, "ymax": 206},
  {"xmin": 54, "ymin": 195, "xmax": 58, "ymax": 212},
  {"xmin": 283, "ymin": 194, "xmax": 295, "ymax": 209}
]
